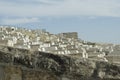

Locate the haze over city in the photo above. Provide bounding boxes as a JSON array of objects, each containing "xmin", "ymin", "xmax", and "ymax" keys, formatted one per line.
[{"xmin": 0, "ymin": 0, "xmax": 120, "ymax": 44}]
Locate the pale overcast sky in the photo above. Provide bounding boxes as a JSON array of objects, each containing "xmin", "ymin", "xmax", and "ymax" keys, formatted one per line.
[{"xmin": 0, "ymin": 0, "xmax": 120, "ymax": 44}]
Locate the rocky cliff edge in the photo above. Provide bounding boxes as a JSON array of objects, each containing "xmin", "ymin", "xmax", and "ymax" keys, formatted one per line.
[{"xmin": 0, "ymin": 46, "xmax": 120, "ymax": 80}]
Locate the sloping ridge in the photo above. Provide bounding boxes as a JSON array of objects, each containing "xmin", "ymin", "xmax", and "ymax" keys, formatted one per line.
[{"xmin": 0, "ymin": 46, "xmax": 120, "ymax": 80}]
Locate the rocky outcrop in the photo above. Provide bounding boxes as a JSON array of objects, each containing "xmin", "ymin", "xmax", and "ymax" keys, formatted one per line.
[{"xmin": 0, "ymin": 46, "xmax": 120, "ymax": 80}]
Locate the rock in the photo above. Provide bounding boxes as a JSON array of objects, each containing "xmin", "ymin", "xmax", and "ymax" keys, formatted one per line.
[{"xmin": 0, "ymin": 46, "xmax": 120, "ymax": 80}]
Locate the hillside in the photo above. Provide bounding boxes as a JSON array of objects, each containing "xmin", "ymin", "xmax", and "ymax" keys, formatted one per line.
[
  {"xmin": 0, "ymin": 26, "xmax": 120, "ymax": 64},
  {"xmin": 0, "ymin": 46, "xmax": 120, "ymax": 80}
]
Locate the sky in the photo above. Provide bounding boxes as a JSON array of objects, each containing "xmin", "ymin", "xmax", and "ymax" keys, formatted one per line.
[{"xmin": 0, "ymin": 0, "xmax": 120, "ymax": 44}]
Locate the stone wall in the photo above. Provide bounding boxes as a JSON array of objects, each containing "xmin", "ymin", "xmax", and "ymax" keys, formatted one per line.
[
  {"xmin": 0, "ymin": 66, "xmax": 5, "ymax": 80},
  {"xmin": 0, "ymin": 64, "xmax": 58, "ymax": 80},
  {"xmin": 4, "ymin": 65, "xmax": 22, "ymax": 80},
  {"xmin": 61, "ymin": 32, "xmax": 78, "ymax": 39},
  {"xmin": 22, "ymin": 69, "xmax": 58, "ymax": 80},
  {"xmin": 106, "ymin": 56, "xmax": 120, "ymax": 63}
]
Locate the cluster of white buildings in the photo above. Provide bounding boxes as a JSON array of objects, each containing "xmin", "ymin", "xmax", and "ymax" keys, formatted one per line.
[{"xmin": 0, "ymin": 26, "xmax": 118, "ymax": 62}]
